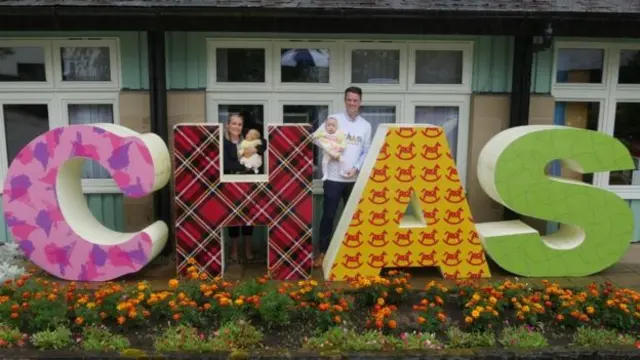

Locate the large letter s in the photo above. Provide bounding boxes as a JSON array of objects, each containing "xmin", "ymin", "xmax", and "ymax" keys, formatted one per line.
[
  {"xmin": 2, "ymin": 124, "xmax": 171, "ymax": 281},
  {"xmin": 476, "ymin": 125, "xmax": 634, "ymax": 277}
]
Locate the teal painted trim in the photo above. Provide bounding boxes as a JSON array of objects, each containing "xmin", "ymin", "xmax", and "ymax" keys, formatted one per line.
[
  {"xmin": 0, "ymin": 194, "xmax": 125, "ymax": 243},
  {"xmin": 472, "ymin": 36, "xmax": 513, "ymax": 93},
  {"xmin": 531, "ymin": 46, "xmax": 553, "ymax": 94},
  {"xmin": 165, "ymin": 32, "xmax": 514, "ymax": 93},
  {"xmin": 0, "ymin": 31, "xmax": 149, "ymax": 90}
]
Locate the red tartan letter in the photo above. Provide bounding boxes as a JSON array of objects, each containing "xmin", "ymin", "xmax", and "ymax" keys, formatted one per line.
[{"xmin": 173, "ymin": 124, "xmax": 313, "ymax": 280}]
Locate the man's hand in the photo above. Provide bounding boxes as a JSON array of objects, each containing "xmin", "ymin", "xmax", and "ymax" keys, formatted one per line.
[{"xmin": 343, "ymin": 167, "xmax": 358, "ymax": 178}]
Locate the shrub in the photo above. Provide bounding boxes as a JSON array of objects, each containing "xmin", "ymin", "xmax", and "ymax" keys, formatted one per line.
[
  {"xmin": 572, "ymin": 327, "xmax": 636, "ymax": 347},
  {"xmin": 30, "ymin": 326, "xmax": 73, "ymax": 350},
  {"xmin": 498, "ymin": 326, "xmax": 548, "ymax": 349},
  {"xmin": 446, "ymin": 327, "xmax": 496, "ymax": 348},
  {"xmin": 81, "ymin": 326, "xmax": 130, "ymax": 352}
]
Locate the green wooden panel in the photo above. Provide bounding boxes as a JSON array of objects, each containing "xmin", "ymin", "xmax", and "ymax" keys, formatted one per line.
[
  {"xmin": 531, "ymin": 47, "xmax": 553, "ymax": 94},
  {"xmin": 0, "ymin": 31, "xmax": 148, "ymax": 90},
  {"xmin": 630, "ymin": 200, "xmax": 640, "ymax": 243},
  {"xmin": 0, "ymin": 194, "xmax": 125, "ymax": 243},
  {"xmin": 166, "ymin": 32, "xmax": 514, "ymax": 93},
  {"xmin": 473, "ymin": 36, "xmax": 513, "ymax": 93}
]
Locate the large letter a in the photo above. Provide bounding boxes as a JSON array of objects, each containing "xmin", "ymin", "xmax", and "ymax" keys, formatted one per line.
[{"xmin": 323, "ymin": 124, "xmax": 491, "ymax": 281}]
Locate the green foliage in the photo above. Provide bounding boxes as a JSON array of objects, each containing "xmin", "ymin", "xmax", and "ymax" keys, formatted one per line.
[
  {"xmin": 498, "ymin": 326, "xmax": 548, "ymax": 348},
  {"xmin": 446, "ymin": 327, "xmax": 496, "ymax": 349},
  {"xmin": 258, "ymin": 290, "xmax": 294, "ymax": 328},
  {"xmin": 81, "ymin": 326, "xmax": 130, "ymax": 352},
  {"xmin": 572, "ymin": 327, "xmax": 636, "ymax": 347},
  {"xmin": 30, "ymin": 326, "xmax": 72, "ymax": 350}
]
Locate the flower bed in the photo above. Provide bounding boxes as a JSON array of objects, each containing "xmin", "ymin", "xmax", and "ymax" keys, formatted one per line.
[{"xmin": 0, "ymin": 263, "xmax": 639, "ymax": 358}]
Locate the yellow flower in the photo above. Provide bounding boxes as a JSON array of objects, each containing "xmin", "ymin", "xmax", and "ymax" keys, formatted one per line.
[
  {"xmin": 235, "ymin": 298, "xmax": 244, "ymax": 306},
  {"xmin": 471, "ymin": 310, "xmax": 480, "ymax": 318},
  {"xmin": 86, "ymin": 302, "xmax": 96, "ymax": 309},
  {"xmin": 522, "ymin": 305, "xmax": 530, "ymax": 313},
  {"xmin": 472, "ymin": 294, "xmax": 480, "ymax": 301},
  {"xmin": 489, "ymin": 296, "xmax": 497, "ymax": 305},
  {"xmin": 586, "ymin": 306, "xmax": 595, "ymax": 314},
  {"xmin": 464, "ymin": 316, "xmax": 473, "ymax": 323}
]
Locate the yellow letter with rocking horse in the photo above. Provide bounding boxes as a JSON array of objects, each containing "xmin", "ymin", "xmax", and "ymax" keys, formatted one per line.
[{"xmin": 323, "ymin": 124, "xmax": 491, "ymax": 281}]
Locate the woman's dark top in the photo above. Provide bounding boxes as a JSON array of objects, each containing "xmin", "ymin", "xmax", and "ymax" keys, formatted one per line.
[{"xmin": 222, "ymin": 136, "xmax": 266, "ymax": 175}]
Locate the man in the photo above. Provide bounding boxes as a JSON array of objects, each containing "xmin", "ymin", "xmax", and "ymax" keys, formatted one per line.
[{"xmin": 314, "ymin": 86, "xmax": 371, "ymax": 268}]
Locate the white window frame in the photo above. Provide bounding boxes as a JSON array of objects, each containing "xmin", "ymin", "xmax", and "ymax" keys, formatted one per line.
[
  {"xmin": 404, "ymin": 94, "xmax": 471, "ymax": 187},
  {"xmin": 273, "ymin": 40, "xmax": 342, "ymax": 93},
  {"xmin": 0, "ymin": 39, "xmax": 54, "ymax": 91},
  {"xmin": 343, "ymin": 41, "xmax": 408, "ymax": 93},
  {"xmin": 52, "ymin": 39, "xmax": 121, "ymax": 91},
  {"xmin": 59, "ymin": 92, "xmax": 121, "ymax": 193},
  {"xmin": 407, "ymin": 41, "xmax": 474, "ymax": 94},
  {"xmin": 552, "ymin": 40, "xmax": 640, "ymax": 199},
  {"xmin": 205, "ymin": 37, "xmax": 474, "ymax": 194},
  {"xmin": 0, "ymin": 37, "xmax": 122, "ymax": 194},
  {"xmin": 0, "ymin": 93, "xmax": 57, "ymax": 189},
  {"xmin": 207, "ymin": 39, "xmax": 273, "ymax": 92}
]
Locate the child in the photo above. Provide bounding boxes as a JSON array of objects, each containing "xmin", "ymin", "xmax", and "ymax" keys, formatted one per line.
[
  {"xmin": 313, "ymin": 117, "xmax": 347, "ymax": 181},
  {"xmin": 238, "ymin": 129, "xmax": 263, "ymax": 174}
]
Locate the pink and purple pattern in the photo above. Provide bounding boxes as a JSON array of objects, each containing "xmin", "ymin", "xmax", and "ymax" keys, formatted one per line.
[{"xmin": 2, "ymin": 125, "xmax": 157, "ymax": 281}]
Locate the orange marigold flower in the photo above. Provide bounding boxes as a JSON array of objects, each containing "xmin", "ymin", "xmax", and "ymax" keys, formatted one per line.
[
  {"xmin": 168, "ymin": 279, "xmax": 179, "ymax": 289},
  {"xmin": 75, "ymin": 317, "xmax": 84, "ymax": 325},
  {"xmin": 172, "ymin": 313, "xmax": 181, "ymax": 321},
  {"xmin": 334, "ymin": 315, "xmax": 342, "ymax": 323},
  {"xmin": 10, "ymin": 313, "xmax": 18, "ymax": 319},
  {"xmin": 117, "ymin": 316, "xmax": 126, "ymax": 325},
  {"xmin": 418, "ymin": 316, "xmax": 426, "ymax": 324},
  {"xmin": 387, "ymin": 320, "xmax": 397, "ymax": 329},
  {"xmin": 464, "ymin": 316, "xmax": 473, "ymax": 323}
]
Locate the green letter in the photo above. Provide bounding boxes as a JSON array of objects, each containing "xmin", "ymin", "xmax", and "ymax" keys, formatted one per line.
[{"xmin": 476, "ymin": 125, "xmax": 634, "ymax": 277}]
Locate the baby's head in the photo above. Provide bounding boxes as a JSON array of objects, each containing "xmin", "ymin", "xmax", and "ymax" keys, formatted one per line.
[
  {"xmin": 245, "ymin": 129, "xmax": 261, "ymax": 141},
  {"xmin": 325, "ymin": 117, "xmax": 338, "ymax": 134}
]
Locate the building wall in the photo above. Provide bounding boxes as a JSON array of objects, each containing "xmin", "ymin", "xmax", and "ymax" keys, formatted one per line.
[{"xmin": 0, "ymin": 31, "xmax": 150, "ymax": 243}]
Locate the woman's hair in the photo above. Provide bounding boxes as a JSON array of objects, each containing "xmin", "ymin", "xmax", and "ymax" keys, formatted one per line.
[{"xmin": 224, "ymin": 112, "xmax": 244, "ymax": 141}]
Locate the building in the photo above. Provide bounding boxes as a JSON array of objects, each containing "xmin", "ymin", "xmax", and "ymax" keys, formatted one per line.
[{"xmin": 1, "ymin": 1, "xmax": 640, "ymax": 257}]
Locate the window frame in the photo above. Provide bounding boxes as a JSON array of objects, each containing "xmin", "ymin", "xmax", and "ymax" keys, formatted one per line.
[
  {"xmin": 273, "ymin": 40, "xmax": 342, "ymax": 92},
  {"xmin": 407, "ymin": 41, "xmax": 474, "ymax": 94},
  {"xmin": 52, "ymin": 38, "xmax": 121, "ymax": 91},
  {"xmin": 0, "ymin": 39, "xmax": 54, "ymax": 91},
  {"xmin": 206, "ymin": 39, "xmax": 273, "ymax": 92},
  {"xmin": 0, "ymin": 37, "xmax": 122, "ymax": 195},
  {"xmin": 552, "ymin": 40, "xmax": 640, "ymax": 199},
  {"xmin": 343, "ymin": 41, "xmax": 408, "ymax": 93},
  {"xmin": 205, "ymin": 37, "xmax": 475, "ymax": 194}
]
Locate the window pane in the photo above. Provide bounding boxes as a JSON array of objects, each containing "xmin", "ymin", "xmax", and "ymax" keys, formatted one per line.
[
  {"xmin": 360, "ymin": 106, "xmax": 396, "ymax": 139},
  {"xmin": 610, "ymin": 102, "xmax": 640, "ymax": 185},
  {"xmin": 548, "ymin": 102, "xmax": 599, "ymax": 184},
  {"xmin": 280, "ymin": 48, "xmax": 330, "ymax": 83},
  {"xmin": 0, "ymin": 47, "xmax": 46, "ymax": 82},
  {"xmin": 351, "ymin": 49, "xmax": 400, "ymax": 84},
  {"xmin": 68, "ymin": 104, "xmax": 114, "ymax": 179},
  {"xmin": 556, "ymin": 48, "xmax": 604, "ymax": 84},
  {"xmin": 414, "ymin": 106, "xmax": 459, "ymax": 160},
  {"xmin": 216, "ymin": 48, "xmax": 265, "ymax": 83},
  {"xmin": 283, "ymin": 105, "xmax": 329, "ymax": 179},
  {"xmin": 415, "ymin": 50, "xmax": 463, "ymax": 84},
  {"xmin": 61, "ymin": 47, "xmax": 111, "ymax": 82},
  {"xmin": 618, "ymin": 49, "xmax": 640, "ymax": 84},
  {"xmin": 3, "ymin": 104, "xmax": 49, "ymax": 164}
]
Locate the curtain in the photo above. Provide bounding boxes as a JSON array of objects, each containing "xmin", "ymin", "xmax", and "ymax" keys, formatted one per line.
[
  {"xmin": 68, "ymin": 104, "xmax": 114, "ymax": 179},
  {"xmin": 61, "ymin": 47, "xmax": 111, "ymax": 82},
  {"xmin": 359, "ymin": 106, "xmax": 396, "ymax": 138}
]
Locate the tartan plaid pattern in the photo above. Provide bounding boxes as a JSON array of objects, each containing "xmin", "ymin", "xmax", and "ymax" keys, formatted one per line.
[{"xmin": 174, "ymin": 124, "xmax": 314, "ymax": 280}]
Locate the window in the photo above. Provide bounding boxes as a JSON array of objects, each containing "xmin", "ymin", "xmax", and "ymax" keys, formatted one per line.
[
  {"xmin": 552, "ymin": 41, "xmax": 640, "ymax": 199},
  {"xmin": 206, "ymin": 38, "xmax": 473, "ymax": 193},
  {"xmin": 0, "ymin": 38, "xmax": 121, "ymax": 194}
]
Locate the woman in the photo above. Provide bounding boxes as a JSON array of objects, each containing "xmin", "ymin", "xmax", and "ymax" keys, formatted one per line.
[{"xmin": 222, "ymin": 113, "xmax": 265, "ymax": 264}]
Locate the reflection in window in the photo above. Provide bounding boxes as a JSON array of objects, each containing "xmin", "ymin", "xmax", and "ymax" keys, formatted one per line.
[
  {"xmin": 618, "ymin": 50, "xmax": 640, "ymax": 84},
  {"xmin": 556, "ymin": 48, "xmax": 604, "ymax": 84},
  {"xmin": 0, "ymin": 47, "xmax": 46, "ymax": 82},
  {"xmin": 283, "ymin": 105, "xmax": 329, "ymax": 179},
  {"xmin": 549, "ymin": 102, "xmax": 599, "ymax": 184},
  {"xmin": 415, "ymin": 50, "xmax": 463, "ymax": 84},
  {"xmin": 351, "ymin": 49, "xmax": 400, "ymax": 84},
  {"xmin": 61, "ymin": 47, "xmax": 111, "ymax": 82},
  {"xmin": 280, "ymin": 49, "xmax": 330, "ymax": 83},
  {"xmin": 216, "ymin": 48, "xmax": 265, "ymax": 83},
  {"xmin": 68, "ymin": 104, "xmax": 114, "ymax": 179},
  {"xmin": 359, "ymin": 106, "xmax": 396, "ymax": 139},
  {"xmin": 414, "ymin": 106, "xmax": 459, "ymax": 159},
  {"xmin": 3, "ymin": 104, "xmax": 49, "ymax": 163},
  {"xmin": 611, "ymin": 102, "xmax": 640, "ymax": 185}
]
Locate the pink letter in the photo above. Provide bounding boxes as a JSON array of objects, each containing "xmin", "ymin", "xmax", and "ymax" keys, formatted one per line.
[{"xmin": 2, "ymin": 124, "xmax": 170, "ymax": 281}]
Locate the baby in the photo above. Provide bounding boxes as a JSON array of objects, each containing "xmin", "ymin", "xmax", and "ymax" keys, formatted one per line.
[
  {"xmin": 238, "ymin": 129, "xmax": 263, "ymax": 174},
  {"xmin": 313, "ymin": 117, "xmax": 347, "ymax": 181}
]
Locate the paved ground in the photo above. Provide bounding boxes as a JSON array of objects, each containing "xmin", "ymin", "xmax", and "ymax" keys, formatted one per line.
[{"xmin": 26, "ymin": 244, "xmax": 640, "ymax": 291}]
